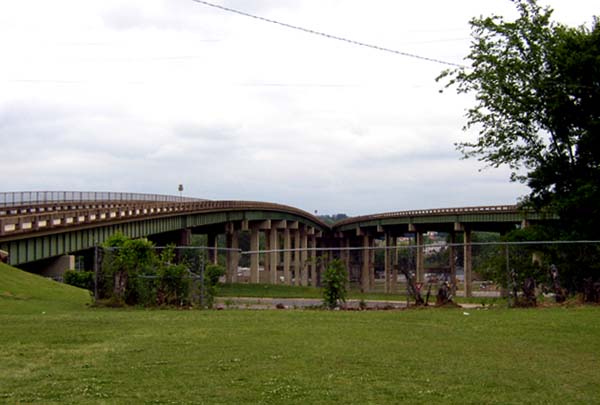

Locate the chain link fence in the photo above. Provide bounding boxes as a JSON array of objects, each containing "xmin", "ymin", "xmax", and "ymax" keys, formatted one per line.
[
  {"xmin": 87, "ymin": 240, "xmax": 600, "ymax": 307},
  {"xmin": 93, "ymin": 246, "xmax": 232, "ymax": 308}
]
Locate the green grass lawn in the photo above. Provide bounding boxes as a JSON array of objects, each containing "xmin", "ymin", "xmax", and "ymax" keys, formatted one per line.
[{"xmin": 1, "ymin": 263, "xmax": 599, "ymax": 403}]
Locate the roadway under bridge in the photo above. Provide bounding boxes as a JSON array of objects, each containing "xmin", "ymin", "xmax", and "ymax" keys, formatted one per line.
[{"xmin": 0, "ymin": 191, "xmax": 554, "ymax": 296}]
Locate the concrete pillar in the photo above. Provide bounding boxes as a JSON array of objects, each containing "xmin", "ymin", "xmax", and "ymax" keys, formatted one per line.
[
  {"xmin": 226, "ymin": 230, "xmax": 239, "ymax": 283},
  {"xmin": 250, "ymin": 226, "xmax": 259, "ymax": 283},
  {"xmin": 173, "ymin": 228, "xmax": 192, "ymax": 262},
  {"xmin": 179, "ymin": 228, "xmax": 192, "ymax": 246},
  {"xmin": 264, "ymin": 229, "xmax": 271, "ymax": 283},
  {"xmin": 42, "ymin": 255, "xmax": 75, "ymax": 279},
  {"xmin": 416, "ymin": 231, "xmax": 425, "ymax": 283},
  {"xmin": 283, "ymin": 228, "xmax": 291, "ymax": 285},
  {"xmin": 269, "ymin": 228, "xmax": 278, "ymax": 284},
  {"xmin": 207, "ymin": 233, "xmax": 218, "ymax": 265},
  {"xmin": 301, "ymin": 230, "xmax": 308, "ymax": 286},
  {"xmin": 343, "ymin": 238, "xmax": 351, "ymax": 286},
  {"xmin": 294, "ymin": 229, "xmax": 301, "ymax": 286},
  {"xmin": 391, "ymin": 237, "xmax": 398, "ymax": 293},
  {"xmin": 361, "ymin": 234, "xmax": 370, "ymax": 292},
  {"xmin": 384, "ymin": 233, "xmax": 392, "ymax": 293},
  {"xmin": 309, "ymin": 235, "xmax": 317, "ymax": 286},
  {"xmin": 318, "ymin": 250, "xmax": 326, "ymax": 288},
  {"xmin": 464, "ymin": 229, "xmax": 472, "ymax": 297},
  {"xmin": 369, "ymin": 243, "xmax": 375, "ymax": 290},
  {"xmin": 449, "ymin": 232, "xmax": 457, "ymax": 295}
]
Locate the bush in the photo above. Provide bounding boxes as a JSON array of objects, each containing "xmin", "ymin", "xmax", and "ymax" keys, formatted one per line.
[
  {"xmin": 63, "ymin": 270, "xmax": 94, "ymax": 291},
  {"xmin": 322, "ymin": 259, "xmax": 348, "ymax": 309},
  {"xmin": 202, "ymin": 264, "xmax": 225, "ymax": 308}
]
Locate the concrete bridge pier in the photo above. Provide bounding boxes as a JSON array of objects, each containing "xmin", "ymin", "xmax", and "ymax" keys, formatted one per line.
[
  {"xmin": 300, "ymin": 229, "xmax": 308, "ymax": 286},
  {"xmin": 225, "ymin": 223, "xmax": 239, "ymax": 283},
  {"xmin": 207, "ymin": 233, "xmax": 218, "ymax": 265},
  {"xmin": 409, "ymin": 225, "xmax": 425, "ymax": 284},
  {"xmin": 392, "ymin": 237, "xmax": 399, "ymax": 293},
  {"xmin": 309, "ymin": 234, "xmax": 317, "ymax": 286},
  {"xmin": 268, "ymin": 227, "xmax": 279, "ymax": 285},
  {"xmin": 464, "ymin": 228, "xmax": 472, "ymax": 298},
  {"xmin": 250, "ymin": 225, "xmax": 260, "ymax": 283},
  {"xmin": 283, "ymin": 228, "xmax": 292, "ymax": 285},
  {"xmin": 360, "ymin": 232, "xmax": 371, "ymax": 293},
  {"xmin": 449, "ymin": 232, "xmax": 457, "ymax": 295},
  {"xmin": 454, "ymin": 222, "xmax": 472, "ymax": 297},
  {"xmin": 292, "ymin": 229, "xmax": 300, "ymax": 286},
  {"xmin": 384, "ymin": 233, "xmax": 394, "ymax": 293},
  {"xmin": 343, "ymin": 237, "xmax": 352, "ymax": 287}
]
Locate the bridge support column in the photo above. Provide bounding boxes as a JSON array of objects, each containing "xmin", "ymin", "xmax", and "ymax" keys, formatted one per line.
[
  {"xmin": 179, "ymin": 228, "xmax": 192, "ymax": 246},
  {"xmin": 384, "ymin": 233, "xmax": 392, "ymax": 293},
  {"xmin": 207, "ymin": 233, "xmax": 218, "ymax": 265},
  {"xmin": 369, "ymin": 243, "xmax": 375, "ymax": 290},
  {"xmin": 464, "ymin": 229, "xmax": 472, "ymax": 298},
  {"xmin": 449, "ymin": 232, "xmax": 457, "ymax": 295},
  {"xmin": 250, "ymin": 226, "xmax": 260, "ymax": 284},
  {"xmin": 269, "ymin": 228, "xmax": 278, "ymax": 284},
  {"xmin": 361, "ymin": 233, "xmax": 371, "ymax": 292},
  {"xmin": 41, "ymin": 254, "xmax": 75, "ymax": 279},
  {"xmin": 226, "ymin": 226, "xmax": 239, "ymax": 283},
  {"xmin": 294, "ymin": 229, "xmax": 301, "ymax": 286},
  {"xmin": 415, "ymin": 230, "xmax": 425, "ymax": 283},
  {"xmin": 283, "ymin": 228, "xmax": 291, "ymax": 285},
  {"xmin": 318, "ymin": 249, "xmax": 326, "ymax": 288},
  {"xmin": 391, "ymin": 237, "xmax": 398, "ymax": 293},
  {"xmin": 263, "ymin": 230, "xmax": 271, "ymax": 283},
  {"xmin": 300, "ymin": 230, "xmax": 308, "ymax": 286},
  {"xmin": 309, "ymin": 234, "xmax": 317, "ymax": 286},
  {"xmin": 342, "ymin": 238, "xmax": 351, "ymax": 287}
]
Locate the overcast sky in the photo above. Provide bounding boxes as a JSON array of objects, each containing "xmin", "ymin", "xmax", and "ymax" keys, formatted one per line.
[{"xmin": 0, "ymin": 1, "xmax": 596, "ymax": 215}]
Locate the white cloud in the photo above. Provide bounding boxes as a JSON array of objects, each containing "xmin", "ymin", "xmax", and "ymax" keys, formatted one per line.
[{"xmin": 0, "ymin": 0, "xmax": 596, "ymax": 214}]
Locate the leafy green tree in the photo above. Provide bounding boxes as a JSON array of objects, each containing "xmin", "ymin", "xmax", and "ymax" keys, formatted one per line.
[
  {"xmin": 203, "ymin": 264, "xmax": 225, "ymax": 308},
  {"xmin": 322, "ymin": 259, "xmax": 348, "ymax": 309},
  {"xmin": 438, "ymin": 0, "xmax": 600, "ymax": 290}
]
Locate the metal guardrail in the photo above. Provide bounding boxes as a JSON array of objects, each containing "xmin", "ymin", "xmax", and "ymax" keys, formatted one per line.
[
  {"xmin": 0, "ymin": 199, "xmax": 329, "ymax": 237},
  {"xmin": 333, "ymin": 205, "xmax": 521, "ymax": 227},
  {"xmin": 0, "ymin": 191, "xmax": 204, "ymax": 207}
]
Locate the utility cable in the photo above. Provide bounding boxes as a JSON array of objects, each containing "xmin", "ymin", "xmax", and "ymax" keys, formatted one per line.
[{"xmin": 190, "ymin": 0, "xmax": 466, "ymax": 68}]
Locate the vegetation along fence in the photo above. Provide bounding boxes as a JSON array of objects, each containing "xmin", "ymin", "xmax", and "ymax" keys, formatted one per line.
[{"xmin": 66, "ymin": 238, "xmax": 600, "ymax": 308}]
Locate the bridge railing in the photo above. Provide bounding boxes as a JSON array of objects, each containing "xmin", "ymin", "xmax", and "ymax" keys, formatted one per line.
[
  {"xmin": 333, "ymin": 205, "xmax": 520, "ymax": 226},
  {"xmin": 0, "ymin": 191, "xmax": 204, "ymax": 208}
]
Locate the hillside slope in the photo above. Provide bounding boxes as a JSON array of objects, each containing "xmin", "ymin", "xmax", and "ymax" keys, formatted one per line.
[{"xmin": 0, "ymin": 263, "xmax": 91, "ymax": 313}]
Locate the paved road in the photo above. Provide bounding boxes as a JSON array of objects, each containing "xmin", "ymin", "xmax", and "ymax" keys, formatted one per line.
[{"xmin": 214, "ymin": 297, "xmax": 483, "ymax": 310}]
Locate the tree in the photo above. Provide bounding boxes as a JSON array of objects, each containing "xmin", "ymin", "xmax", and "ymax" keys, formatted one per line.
[
  {"xmin": 438, "ymin": 0, "xmax": 600, "ymax": 292},
  {"xmin": 322, "ymin": 259, "xmax": 348, "ymax": 309}
]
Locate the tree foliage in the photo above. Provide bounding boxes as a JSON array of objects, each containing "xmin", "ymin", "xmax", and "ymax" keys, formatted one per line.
[
  {"xmin": 322, "ymin": 259, "xmax": 348, "ymax": 309},
  {"xmin": 438, "ymin": 0, "xmax": 600, "ymax": 292},
  {"xmin": 438, "ymin": 1, "xmax": 599, "ymax": 230},
  {"xmin": 100, "ymin": 233, "xmax": 195, "ymax": 306}
]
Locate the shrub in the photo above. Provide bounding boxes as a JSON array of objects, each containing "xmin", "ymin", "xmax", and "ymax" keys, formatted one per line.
[
  {"xmin": 203, "ymin": 264, "xmax": 225, "ymax": 308},
  {"xmin": 63, "ymin": 270, "xmax": 94, "ymax": 291},
  {"xmin": 322, "ymin": 259, "xmax": 348, "ymax": 309}
]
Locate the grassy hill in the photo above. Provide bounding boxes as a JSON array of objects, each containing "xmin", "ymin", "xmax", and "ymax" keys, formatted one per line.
[
  {"xmin": 1, "ymin": 261, "xmax": 599, "ymax": 403},
  {"xmin": 0, "ymin": 262, "xmax": 91, "ymax": 313}
]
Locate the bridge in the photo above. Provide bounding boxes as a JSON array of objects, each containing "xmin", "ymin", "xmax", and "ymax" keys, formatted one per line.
[{"xmin": 0, "ymin": 191, "xmax": 552, "ymax": 296}]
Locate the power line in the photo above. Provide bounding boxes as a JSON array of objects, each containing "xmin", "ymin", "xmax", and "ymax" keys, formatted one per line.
[{"xmin": 190, "ymin": 0, "xmax": 466, "ymax": 68}]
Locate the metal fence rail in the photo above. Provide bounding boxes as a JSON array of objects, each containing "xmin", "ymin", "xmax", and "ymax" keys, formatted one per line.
[{"xmin": 0, "ymin": 191, "xmax": 205, "ymax": 207}]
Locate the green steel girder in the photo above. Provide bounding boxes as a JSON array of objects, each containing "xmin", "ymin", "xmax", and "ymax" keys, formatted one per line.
[
  {"xmin": 1, "ymin": 210, "xmax": 325, "ymax": 266},
  {"xmin": 334, "ymin": 211, "xmax": 549, "ymax": 234}
]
